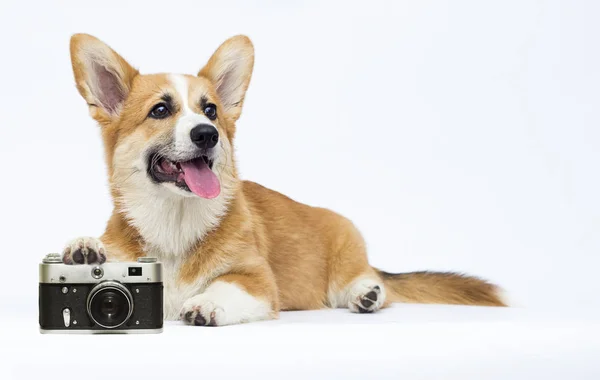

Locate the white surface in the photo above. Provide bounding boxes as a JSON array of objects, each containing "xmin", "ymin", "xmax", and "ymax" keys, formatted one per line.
[
  {"xmin": 2, "ymin": 305, "xmax": 600, "ymax": 379},
  {"xmin": 0, "ymin": 0, "xmax": 599, "ymax": 378}
]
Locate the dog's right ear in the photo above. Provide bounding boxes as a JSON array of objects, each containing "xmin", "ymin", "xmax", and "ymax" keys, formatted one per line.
[{"xmin": 70, "ymin": 34, "xmax": 138, "ymax": 125}]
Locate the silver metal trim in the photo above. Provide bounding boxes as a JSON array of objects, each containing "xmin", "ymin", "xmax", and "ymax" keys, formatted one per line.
[
  {"xmin": 39, "ymin": 328, "xmax": 163, "ymax": 334},
  {"xmin": 39, "ymin": 261, "xmax": 162, "ymax": 284},
  {"xmin": 86, "ymin": 281, "xmax": 134, "ymax": 329}
]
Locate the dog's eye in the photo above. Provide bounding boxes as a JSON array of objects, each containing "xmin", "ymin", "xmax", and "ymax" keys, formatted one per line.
[
  {"xmin": 204, "ymin": 103, "xmax": 217, "ymax": 120},
  {"xmin": 149, "ymin": 103, "xmax": 171, "ymax": 119}
]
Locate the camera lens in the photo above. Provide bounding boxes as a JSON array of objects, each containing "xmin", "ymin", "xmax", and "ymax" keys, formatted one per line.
[{"xmin": 87, "ymin": 282, "xmax": 133, "ymax": 329}]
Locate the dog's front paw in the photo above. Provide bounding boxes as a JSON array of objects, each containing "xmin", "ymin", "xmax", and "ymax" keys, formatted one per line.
[
  {"xmin": 180, "ymin": 295, "xmax": 223, "ymax": 327},
  {"xmin": 179, "ymin": 281, "xmax": 273, "ymax": 326},
  {"xmin": 62, "ymin": 237, "xmax": 106, "ymax": 265}
]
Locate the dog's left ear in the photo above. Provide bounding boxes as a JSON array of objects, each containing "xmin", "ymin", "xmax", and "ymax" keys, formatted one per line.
[{"xmin": 198, "ymin": 35, "xmax": 254, "ymax": 121}]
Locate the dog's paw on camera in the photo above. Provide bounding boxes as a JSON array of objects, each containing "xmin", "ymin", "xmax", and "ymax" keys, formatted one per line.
[{"xmin": 62, "ymin": 237, "xmax": 106, "ymax": 265}]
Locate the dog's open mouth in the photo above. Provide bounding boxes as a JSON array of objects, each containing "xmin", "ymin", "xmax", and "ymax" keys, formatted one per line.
[{"xmin": 148, "ymin": 154, "xmax": 220, "ymax": 199}]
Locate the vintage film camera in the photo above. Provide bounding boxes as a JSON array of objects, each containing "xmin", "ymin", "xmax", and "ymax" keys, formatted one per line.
[{"xmin": 39, "ymin": 253, "xmax": 163, "ymax": 334}]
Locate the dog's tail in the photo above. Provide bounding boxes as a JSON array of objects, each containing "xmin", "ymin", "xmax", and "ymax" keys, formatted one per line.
[{"xmin": 376, "ymin": 269, "xmax": 507, "ymax": 307}]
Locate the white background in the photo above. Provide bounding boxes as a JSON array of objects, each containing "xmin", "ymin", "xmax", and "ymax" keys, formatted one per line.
[{"xmin": 0, "ymin": 0, "xmax": 599, "ymax": 378}]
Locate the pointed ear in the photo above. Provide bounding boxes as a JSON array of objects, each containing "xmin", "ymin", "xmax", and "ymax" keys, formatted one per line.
[
  {"xmin": 198, "ymin": 35, "xmax": 254, "ymax": 121},
  {"xmin": 70, "ymin": 34, "xmax": 138, "ymax": 124}
]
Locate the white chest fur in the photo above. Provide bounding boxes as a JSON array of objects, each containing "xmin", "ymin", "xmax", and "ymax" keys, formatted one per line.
[{"xmin": 120, "ymin": 189, "xmax": 230, "ymax": 257}]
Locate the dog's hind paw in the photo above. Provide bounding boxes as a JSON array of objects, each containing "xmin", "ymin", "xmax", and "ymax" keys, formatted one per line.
[
  {"xmin": 348, "ymin": 280, "xmax": 385, "ymax": 314},
  {"xmin": 62, "ymin": 237, "xmax": 106, "ymax": 265}
]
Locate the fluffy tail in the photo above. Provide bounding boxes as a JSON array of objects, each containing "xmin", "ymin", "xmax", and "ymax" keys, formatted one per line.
[{"xmin": 376, "ymin": 270, "xmax": 507, "ymax": 307}]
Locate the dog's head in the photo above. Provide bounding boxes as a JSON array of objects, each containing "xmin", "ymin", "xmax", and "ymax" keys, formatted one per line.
[{"xmin": 70, "ymin": 34, "xmax": 253, "ymax": 202}]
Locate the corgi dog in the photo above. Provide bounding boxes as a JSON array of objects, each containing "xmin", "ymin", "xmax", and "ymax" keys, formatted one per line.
[{"xmin": 63, "ymin": 34, "xmax": 506, "ymax": 326}]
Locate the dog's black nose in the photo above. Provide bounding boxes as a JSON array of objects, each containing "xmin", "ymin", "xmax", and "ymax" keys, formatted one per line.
[{"xmin": 190, "ymin": 124, "xmax": 219, "ymax": 149}]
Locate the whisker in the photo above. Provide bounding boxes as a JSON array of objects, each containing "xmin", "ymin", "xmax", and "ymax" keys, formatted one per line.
[
  {"xmin": 109, "ymin": 168, "xmax": 142, "ymax": 188},
  {"xmin": 121, "ymin": 168, "xmax": 141, "ymax": 183},
  {"xmin": 214, "ymin": 144, "xmax": 236, "ymax": 170}
]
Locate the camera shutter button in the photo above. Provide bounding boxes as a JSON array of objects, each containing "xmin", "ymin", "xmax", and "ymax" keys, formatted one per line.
[
  {"xmin": 42, "ymin": 253, "xmax": 62, "ymax": 264},
  {"xmin": 137, "ymin": 257, "xmax": 157, "ymax": 263}
]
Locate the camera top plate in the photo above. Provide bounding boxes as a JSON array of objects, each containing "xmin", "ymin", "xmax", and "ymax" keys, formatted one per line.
[{"xmin": 39, "ymin": 255, "xmax": 162, "ymax": 284}]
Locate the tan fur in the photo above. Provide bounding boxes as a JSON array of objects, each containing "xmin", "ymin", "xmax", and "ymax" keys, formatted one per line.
[{"xmin": 69, "ymin": 34, "xmax": 505, "ymax": 324}]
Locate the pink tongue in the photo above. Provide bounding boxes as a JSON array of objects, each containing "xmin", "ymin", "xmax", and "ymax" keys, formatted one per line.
[{"xmin": 179, "ymin": 159, "xmax": 221, "ymax": 199}]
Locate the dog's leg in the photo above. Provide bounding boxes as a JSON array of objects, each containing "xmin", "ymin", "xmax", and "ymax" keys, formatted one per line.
[
  {"xmin": 180, "ymin": 270, "xmax": 279, "ymax": 327},
  {"xmin": 62, "ymin": 237, "xmax": 107, "ymax": 265},
  {"xmin": 326, "ymin": 221, "xmax": 387, "ymax": 313}
]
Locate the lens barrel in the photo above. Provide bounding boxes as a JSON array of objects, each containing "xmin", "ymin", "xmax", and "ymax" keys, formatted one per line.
[{"xmin": 86, "ymin": 281, "xmax": 133, "ymax": 329}]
